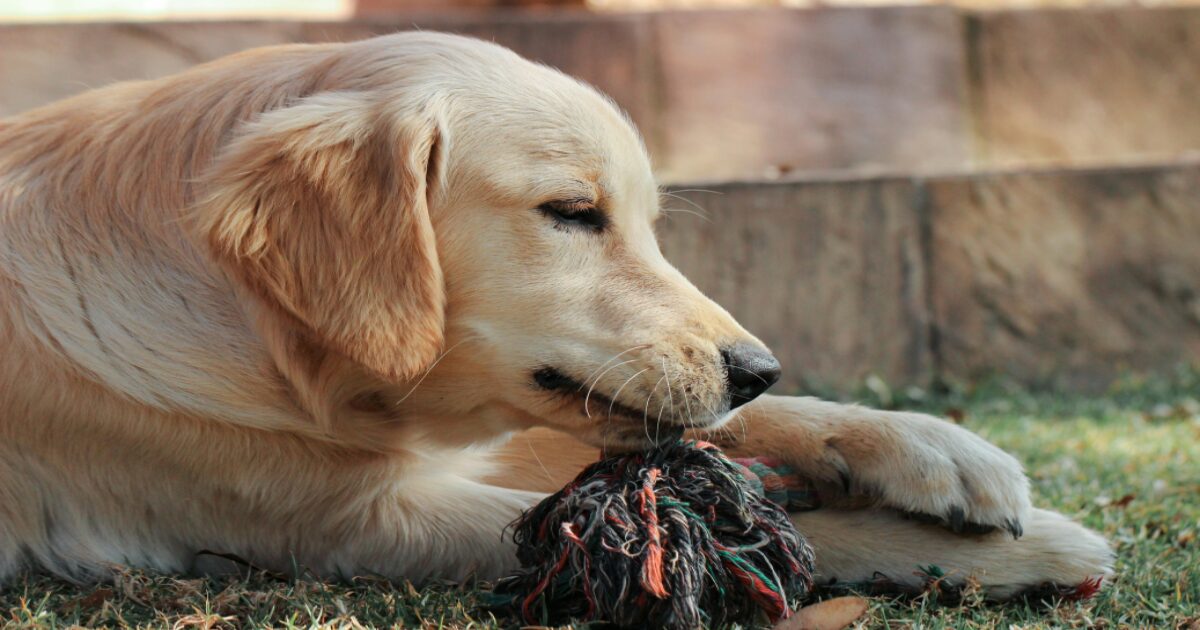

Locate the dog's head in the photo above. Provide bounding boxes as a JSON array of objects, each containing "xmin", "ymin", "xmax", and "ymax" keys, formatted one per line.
[{"xmin": 200, "ymin": 33, "xmax": 779, "ymax": 450}]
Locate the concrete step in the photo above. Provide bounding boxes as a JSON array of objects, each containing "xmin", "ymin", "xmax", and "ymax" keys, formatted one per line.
[
  {"xmin": 660, "ymin": 160, "xmax": 1200, "ymax": 391},
  {"xmin": 2, "ymin": 6, "xmax": 1199, "ymax": 182}
]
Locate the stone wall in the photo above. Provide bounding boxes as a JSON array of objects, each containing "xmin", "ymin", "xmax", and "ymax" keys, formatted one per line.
[
  {"xmin": 4, "ymin": 7, "xmax": 1198, "ymax": 182},
  {"xmin": 927, "ymin": 163, "xmax": 1200, "ymax": 389},
  {"xmin": 663, "ymin": 161, "xmax": 1200, "ymax": 391},
  {"xmin": 968, "ymin": 8, "xmax": 1200, "ymax": 169},
  {"xmin": 657, "ymin": 178, "xmax": 933, "ymax": 389},
  {"xmin": 647, "ymin": 7, "xmax": 969, "ymax": 181}
]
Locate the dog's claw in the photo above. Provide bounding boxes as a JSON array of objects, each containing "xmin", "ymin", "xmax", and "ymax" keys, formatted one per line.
[
  {"xmin": 903, "ymin": 510, "xmax": 941, "ymax": 525},
  {"xmin": 948, "ymin": 506, "xmax": 966, "ymax": 533},
  {"xmin": 960, "ymin": 521, "xmax": 997, "ymax": 536},
  {"xmin": 904, "ymin": 510, "xmax": 1008, "ymax": 537},
  {"xmin": 1006, "ymin": 518, "xmax": 1024, "ymax": 539}
]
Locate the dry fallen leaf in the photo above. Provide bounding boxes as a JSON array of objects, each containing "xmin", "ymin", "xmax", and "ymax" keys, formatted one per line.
[
  {"xmin": 774, "ymin": 596, "xmax": 869, "ymax": 630},
  {"xmin": 74, "ymin": 587, "xmax": 114, "ymax": 611},
  {"xmin": 1113, "ymin": 493, "xmax": 1136, "ymax": 508}
]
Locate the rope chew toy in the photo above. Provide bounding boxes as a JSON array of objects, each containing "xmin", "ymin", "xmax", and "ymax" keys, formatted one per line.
[{"xmin": 491, "ymin": 440, "xmax": 816, "ymax": 629}]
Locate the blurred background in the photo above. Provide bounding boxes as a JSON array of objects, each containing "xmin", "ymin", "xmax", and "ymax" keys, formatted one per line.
[{"xmin": 2, "ymin": 0, "xmax": 1198, "ymax": 394}]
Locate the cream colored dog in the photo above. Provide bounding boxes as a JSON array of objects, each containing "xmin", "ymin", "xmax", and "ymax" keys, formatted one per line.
[{"xmin": 0, "ymin": 32, "xmax": 1111, "ymax": 599}]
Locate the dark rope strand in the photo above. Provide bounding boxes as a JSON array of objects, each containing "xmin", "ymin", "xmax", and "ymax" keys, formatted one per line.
[{"xmin": 490, "ymin": 440, "xmax": 816, "ymax": 629}]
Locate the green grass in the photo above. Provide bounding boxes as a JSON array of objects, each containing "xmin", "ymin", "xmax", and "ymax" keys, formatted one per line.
[{"xmin": 4, "ymin": 376, "xmax": 1199, "ymax": 629}]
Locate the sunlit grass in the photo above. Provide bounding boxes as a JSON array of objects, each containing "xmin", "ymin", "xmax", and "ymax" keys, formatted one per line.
[
  {"xmin": 864, "ymin": 388, "xmax": 1200, "ymax": 629},
  {"xmin": 3, "ymin": 375, "xmax": 1198, "ymax": 628}
]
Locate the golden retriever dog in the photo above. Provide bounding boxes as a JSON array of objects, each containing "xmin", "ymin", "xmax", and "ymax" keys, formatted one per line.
[{"xmin": 0, "ymin": 32, "xmax": 1111, "ymax": 599}]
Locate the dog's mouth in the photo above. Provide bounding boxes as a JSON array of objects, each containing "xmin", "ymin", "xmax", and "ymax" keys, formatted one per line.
[
  {"xmin": 530, "ymin": 366, "xmax": 717, "ymax": 448},
  {"xmin": 531, "ymin": 366, "xmax": 649, "ymax": 421}
]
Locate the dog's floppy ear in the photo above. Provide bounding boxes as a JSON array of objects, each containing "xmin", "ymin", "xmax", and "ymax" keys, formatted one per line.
[{"xmin": 198, "ymin": 92, "xmax": 444, "ymax": 382}]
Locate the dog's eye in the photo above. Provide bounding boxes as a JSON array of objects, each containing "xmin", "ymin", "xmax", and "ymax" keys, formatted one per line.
[{"xmin": 538, "ymin": 200, "xmax": 608, "ymax": 233}]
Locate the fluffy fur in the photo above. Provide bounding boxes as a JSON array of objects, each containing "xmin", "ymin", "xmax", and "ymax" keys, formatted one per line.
[{"xmin": 0, "ymin": 32, "xmax": 1112, "ymax": 595}]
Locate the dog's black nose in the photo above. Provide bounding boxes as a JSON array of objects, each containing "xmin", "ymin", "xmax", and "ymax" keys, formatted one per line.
[{"xmin": 721, "ymin": 343, "xmax": 782, "ymax": 409}]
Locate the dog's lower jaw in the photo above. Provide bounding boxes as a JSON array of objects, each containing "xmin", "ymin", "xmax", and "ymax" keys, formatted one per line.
[{"xmin": 574, "ymin": 422, "xmax": 687, "ymax": 455}]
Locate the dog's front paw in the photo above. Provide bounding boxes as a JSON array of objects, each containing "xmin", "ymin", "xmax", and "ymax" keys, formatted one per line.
[
  {"xmin": 823, "ymin": 408, "xmax": 1033, "ymax": 538},
  {"xmin": 714, "ymin": 396, "xmax": 1033, "ymax": 537},
  {"xmin": 724, "ymin": 398, "xmax": 1036, "ymax": 540}
]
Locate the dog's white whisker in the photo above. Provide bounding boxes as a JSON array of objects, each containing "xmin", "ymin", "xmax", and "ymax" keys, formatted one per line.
[
  {"xmin": 664, "ymin": 187, "xmax": 724, "ymax": 196},
  {"xmin": 669, "ymin": 363, "xmax": 698, "ymax": 430},
  {"xmin": 584, "ymin": 357, "xmax": 641, "ymax": 418},
  {"xmin": 526, "ymin": 439, "xmax": 554, "ymax": 486},
  {"xmin": 655, "ymin": 357, "xmax": 678, "ymax": 438},
  {"xmin": 642, "ymin": 374, "xmax": 666, "ymax": 423},
  {"xmin": 392, "ymin": 337, "xmax": 472, "ymax": 406},
  {"xmin": 695, "ymin": 395, "xmax": 723, "ymax": 429},
  {"xmin": 643, "ymin": 373, "xmax": 667, "ymax": 444},
  {"xmin": 660, "ymin": 206, "xmax": 712, "ymax": 223},
  {"xmin": 658, "ymin": 191, "xmax": 712, "ymax": 223},
  {"xmin": 582, "ymin": 344, "xmax": 650, "ymax": 387},
  {"xmin": 608, "ymin": 367, "xmax": 650, "ymax": 424},
  {"xmin": 660, "ymin": 189, "xmax": 719, "ymax": 214},
  {"xmin": 661, "ymin": 357, "xmax": 676, "ymax": 420}
]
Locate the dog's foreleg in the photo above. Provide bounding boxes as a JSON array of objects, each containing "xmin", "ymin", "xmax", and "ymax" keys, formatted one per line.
[
  {"xmin": 793, "ymin": 507, "xmax": 1114, "ymax": 599},
  {"xmin": 703, "ymin": 395, "xmax": 1033, "ymax": 536},
  {"xmin": 334, "ymin": 475, "xmax": 544, "ymax": 582}
]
